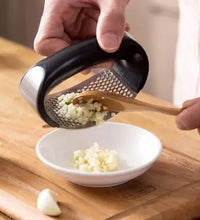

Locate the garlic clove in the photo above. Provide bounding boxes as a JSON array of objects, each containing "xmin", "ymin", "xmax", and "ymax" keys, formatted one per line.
[{"xmin": 37, "ymin": 189, "xmax": 61, "ymax": 216}]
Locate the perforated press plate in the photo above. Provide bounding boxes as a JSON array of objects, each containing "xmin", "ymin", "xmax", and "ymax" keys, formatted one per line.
[{"xmin": 45, "ymin": 69, "xmax": 137, "ymax": 129}]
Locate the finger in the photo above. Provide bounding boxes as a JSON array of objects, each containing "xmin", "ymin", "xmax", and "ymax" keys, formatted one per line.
[
  {"xmin": 34, "ymin": 37, "xmax": 69, "ymax": 56},
  {"xmin": 34, "ymin": 0, "xmax": 71, "ymax": 56},
  {"xmin": 182, "ymin": 97, "xmax": 200, "ymax": 108},
  {"xmin": 82, "ymin": 7, "xmax": 100, "ymax": 21},
  {"xmin": 96, "ymin": 0, "xmax": 127, "ymax": 52},
  {"xmin": 78, "ymin": 8, "xmax": 99, "ymax": 39},
  {"xmin": 176, "ymin": 100, "xmax": 200, "ymax": 130},
  {"xmin": 64, "ymin": 7, "xmax": 99, "ymax": 40}
]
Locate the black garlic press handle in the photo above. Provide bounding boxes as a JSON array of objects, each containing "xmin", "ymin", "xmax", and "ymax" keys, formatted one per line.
[{"xmin": 19, "ymin": 32, "xmax": 149, "ymax": 127}]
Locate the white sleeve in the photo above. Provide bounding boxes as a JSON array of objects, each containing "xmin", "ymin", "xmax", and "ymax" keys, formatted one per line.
[{"xmin": 173, "ymin": 0, "xmax": 200, "ymax": 106}]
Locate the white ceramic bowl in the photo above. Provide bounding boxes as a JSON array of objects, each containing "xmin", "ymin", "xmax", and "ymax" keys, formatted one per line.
[{"xmin": 36, "ymin": 122, "xmax": 162, "ymax": 187}]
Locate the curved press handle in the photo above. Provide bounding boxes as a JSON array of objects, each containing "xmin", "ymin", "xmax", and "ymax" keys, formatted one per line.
[{"xmin": 20, "ymin": 33, "xmax": 149, "ymax": 127}]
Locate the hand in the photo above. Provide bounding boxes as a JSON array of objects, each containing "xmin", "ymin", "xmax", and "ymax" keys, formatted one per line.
[
  {"xmin": 34, "ymin": 0, "xmax": 129, "ymax": 56},
  {"xmin": 175, "ymin": 97, "xmax": 200, "ymax": 133}
]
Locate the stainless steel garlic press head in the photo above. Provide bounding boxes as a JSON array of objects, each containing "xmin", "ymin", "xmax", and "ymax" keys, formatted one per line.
[{"xmin": 19, "ymin": 33, "xmax": 149, "ymax": 129}]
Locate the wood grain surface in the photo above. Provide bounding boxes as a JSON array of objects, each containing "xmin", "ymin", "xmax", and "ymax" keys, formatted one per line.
[
  {"xmin": 0, "ymin": 212, "xmax": 12, "ymax": 220},
  {"xmin": 0, "ymin": 37, "xmax": 200, "ymax": 220}
]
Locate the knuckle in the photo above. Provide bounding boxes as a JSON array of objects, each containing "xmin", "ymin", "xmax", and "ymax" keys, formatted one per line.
[
  {"xmin": 33, "ymin": 38, "xmax": 41, "ymax": 53},
  {"xmin": 33, "ymin": 38, "xmax": 46, "ymax": 56}
]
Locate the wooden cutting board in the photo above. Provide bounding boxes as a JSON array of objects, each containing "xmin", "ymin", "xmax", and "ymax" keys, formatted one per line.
[{"xmin": 0, "ymin": 37, "xmax": 200, "ymax": 220}]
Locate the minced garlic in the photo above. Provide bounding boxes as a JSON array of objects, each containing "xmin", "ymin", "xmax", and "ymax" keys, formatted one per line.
[{"xmin": 71, "ymin": 142, "xmax": 119, "ymax": 172}]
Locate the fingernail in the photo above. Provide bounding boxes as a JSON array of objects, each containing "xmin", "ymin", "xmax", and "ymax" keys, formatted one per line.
[{"xmin": 101, "ymin": 33, "xmax": 120, "ymax": 51}]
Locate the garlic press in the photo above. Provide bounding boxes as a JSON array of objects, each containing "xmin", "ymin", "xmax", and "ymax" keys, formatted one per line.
[{"xmin": 19, "ymin": 33, "xmax": 149, "ymax": 129}]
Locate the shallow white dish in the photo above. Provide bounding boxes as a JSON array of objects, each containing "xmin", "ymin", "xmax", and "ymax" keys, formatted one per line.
[{"xmin": 36, "ymin": 122, "xmax": 162, "ymax": 187}]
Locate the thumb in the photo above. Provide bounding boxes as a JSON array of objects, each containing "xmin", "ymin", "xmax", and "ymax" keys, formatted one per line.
[
  {"xmin": 96, "ymin": 0, "xmax": 127, "ymax": 53},
  {"xmin": 175, "ymin": 99, "xmax": 200, "ymax": 130}
]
